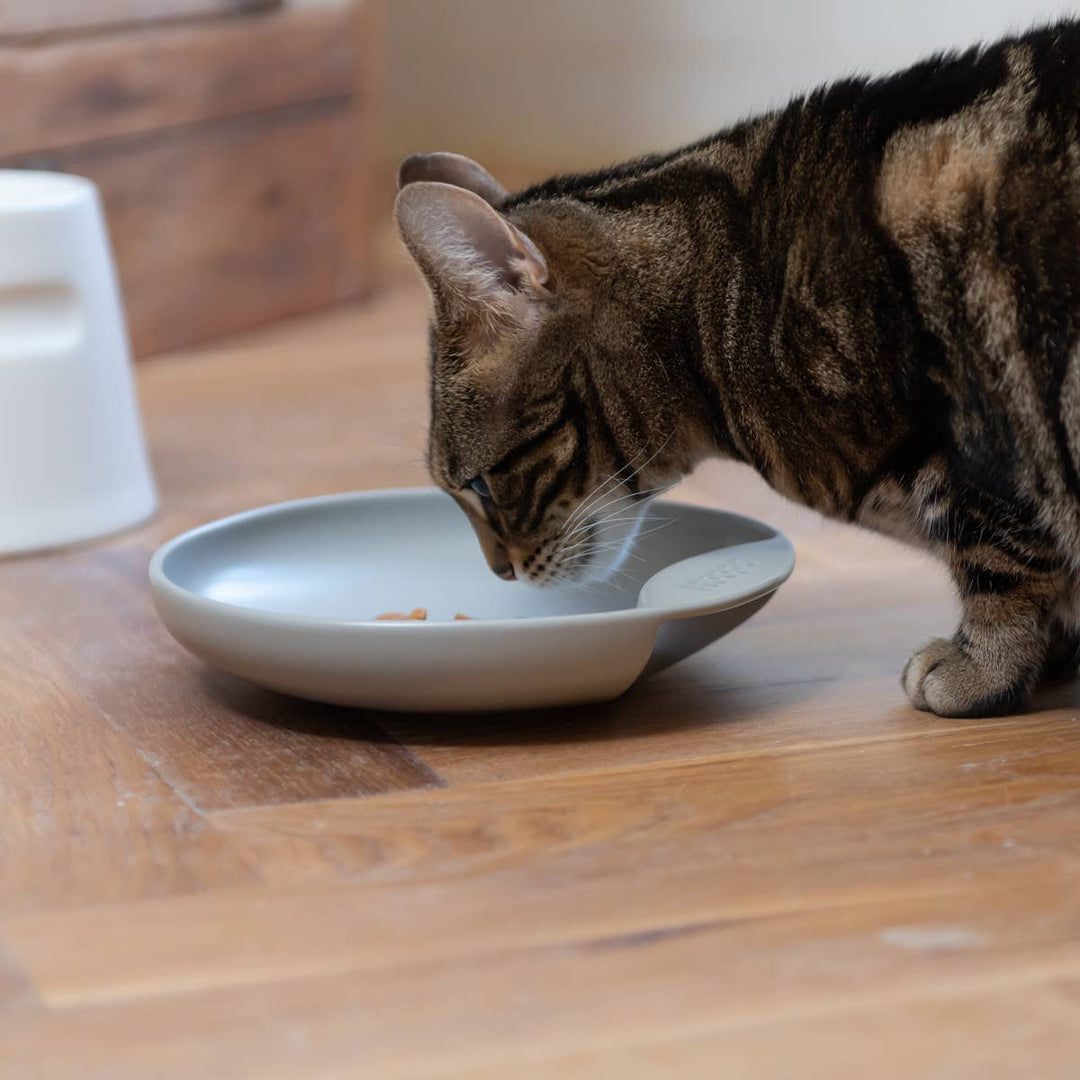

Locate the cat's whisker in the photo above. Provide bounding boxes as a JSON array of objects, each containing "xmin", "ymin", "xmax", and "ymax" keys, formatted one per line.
[
  {"xmin": 558, "ymin": 498, "xmax": 666, "ymax": 576},
  {"xmin": 561, "ymin": 457, "xmax": 646, "ymax": 532},
  {"xmin": 557, "ymin": 484, "xmax": 671, "ymax": 545},
  {"xmin": 563, "ymin": 445, "xmax": 651, "ymax": 519},
  {"xmin": 564, "ymin": 501, "xmax": 656, "ymax": 543},
  {"xmin": 560, "ymin": 513, "xmax": 624, "ymax": 546},
  {"xmin": 576, "ymin": 477, "xmax": 675, "ymax": 524},
  {"xmin": 580, "ymin": 448, "xmax": 670, "ymax": 521},
  {"xmin": 562, "ymin": 560, "xmax": 639, "ymax": 589},
  {"xmin": 565, "ymin": 542, "xmax": 645, "ymax": 564},
  {"xmin": 624, "ymin": 515, "xmax": 678, "ymax": 541},
  {"xmin": 562, "ymin": 536, "xmax": 641, "ymax": 556},
  {"xmin": 608, "ymin": 433, "xmax": 675, "ymax": 500},
  {"xmin": 563, "ymin": 525, "xmax": 647, "ymax": 551},
  {"xmin": 586, "ymin": 483, "xmax": 671, "ymax": 518},
  {"xmin": 561, "ymin": 436, "xmax": 672, "ymax": 533},
  {"xmin": 565, "ymin": 535, "xmax": 648, "ymax": 552},
  {"xmin": 559, "ymin": 536, "xmax": 645, "ymax": 568}
]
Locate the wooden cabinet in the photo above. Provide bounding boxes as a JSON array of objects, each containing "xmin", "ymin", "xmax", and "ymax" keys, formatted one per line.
[{"xmin": 0, "ymin": 1, "xmax": 376, "ymax": 357}]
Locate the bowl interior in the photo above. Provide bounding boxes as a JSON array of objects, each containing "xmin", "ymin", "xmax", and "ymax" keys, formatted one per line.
[{"xmin": 159, "ymin": 489, "xmax": 775, "ymax": 624}]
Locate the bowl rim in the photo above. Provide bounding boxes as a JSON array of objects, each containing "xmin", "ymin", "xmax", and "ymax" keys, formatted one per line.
[{"xmin": 148, "ymin": 487, "xmax": 795, "ymax": 632}]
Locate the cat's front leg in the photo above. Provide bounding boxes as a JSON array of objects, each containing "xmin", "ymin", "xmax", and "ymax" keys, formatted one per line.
[{"xmin": 902, "ymin": 554, "xmax": 1064, "ymax": 717}]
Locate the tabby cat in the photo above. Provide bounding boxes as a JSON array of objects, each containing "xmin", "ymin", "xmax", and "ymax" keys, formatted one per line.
[{"xmin": 395, "ymin": 19, "xmax": 1080, "ymax": 718}]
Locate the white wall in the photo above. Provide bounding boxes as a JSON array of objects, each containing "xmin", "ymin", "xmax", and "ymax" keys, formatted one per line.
[{"xmin": 383, "ymin": 0, "xmax": 1080, "ymax": 172}]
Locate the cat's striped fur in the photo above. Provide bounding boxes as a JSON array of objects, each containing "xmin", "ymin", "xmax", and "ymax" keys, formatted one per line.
[{"xmin": 395, "ymin": 18, "xmax": 1080, "ymax": 717}]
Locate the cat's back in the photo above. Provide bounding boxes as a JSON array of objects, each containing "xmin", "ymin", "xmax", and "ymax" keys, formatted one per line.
[
  {"xmin": 865, "ymin": 20, "xmax": 1080, "ymax": 530},
  {"xmin": 870, "ymin": 19, "xmax": 1080, "ymax": 239}
]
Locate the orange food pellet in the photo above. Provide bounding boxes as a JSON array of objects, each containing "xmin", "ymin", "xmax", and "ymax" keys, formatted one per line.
[
  {"xmin": 374, "ymin": 608, "xmax": 474, "ymax": 622},
  {"xmin": 375, "ymin": 607, "xmax": 427, "ymax": 621}
]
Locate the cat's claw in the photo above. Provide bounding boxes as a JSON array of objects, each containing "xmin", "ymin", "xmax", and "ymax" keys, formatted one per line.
[{"xmin": 902, "ymin": 637, "xmax": 1026, "ymax": 718}]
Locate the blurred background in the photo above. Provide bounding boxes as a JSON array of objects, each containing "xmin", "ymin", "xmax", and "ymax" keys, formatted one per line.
[
  {"xmin": 383, "ymin": 0, "xmax": 1080, "ymax": 175},
  {"xmin": 3, "ymin": 0, "xmax": 1075, "ymax": 359}
]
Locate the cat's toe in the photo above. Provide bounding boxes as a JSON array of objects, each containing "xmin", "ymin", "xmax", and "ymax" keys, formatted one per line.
[
  {"xmin": 901, "ymin": 637, "xmax": 955, "ymax": 712},
  {"xmin": 902, "ymin": 638, "xmax": 1025, "ymax": 718}
]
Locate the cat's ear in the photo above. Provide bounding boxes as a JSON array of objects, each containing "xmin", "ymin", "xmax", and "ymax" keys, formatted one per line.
[
  {"xmin": 397, "ymin": 152, "xmax": 508, "ymax": 208},
  {"xmin": 394, "ymin": 181, "xmax": 548, "ymax": 332}
]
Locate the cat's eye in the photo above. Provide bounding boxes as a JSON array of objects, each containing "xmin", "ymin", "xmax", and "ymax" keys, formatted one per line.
[{"xmin": 469, "ymin": 476, "xmax": 492, "ymax": 500}]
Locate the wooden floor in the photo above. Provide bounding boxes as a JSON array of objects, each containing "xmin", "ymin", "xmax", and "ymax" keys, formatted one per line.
[{"xmin": 3, "ymin": 277, "xmax": 1080, "ymax": 1078}]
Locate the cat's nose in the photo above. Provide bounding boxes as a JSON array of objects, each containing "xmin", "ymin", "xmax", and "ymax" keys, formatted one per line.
[{"xmin": 493, "ymin": 563, "xmax": 516, "ymax": 581}]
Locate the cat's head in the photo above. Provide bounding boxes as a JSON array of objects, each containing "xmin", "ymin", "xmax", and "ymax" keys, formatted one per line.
[{"xmin": 395, "ymin": 152, "xmax": 697, "ymax": 585}]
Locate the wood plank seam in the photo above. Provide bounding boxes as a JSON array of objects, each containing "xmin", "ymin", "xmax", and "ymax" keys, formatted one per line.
[
  {"xmin": 4, "ymin": 873, "xmax": 1062, "ymax": 1007},
  {"xmin": 11, "ymin": 897, "xmax": 1080, "ymax": 1012},
  {"xmin": 0, "ymin": 2, "xmax": 282, "ymax": 46},
  {"xmin": 387, "ymin": 716, "xmax": 1080, "ymax": 790},
  {"xmin": 0, "ymin": 93, "xmax": 358, "ymax": 170},
  {"xmin": 197, "ymin": 758, "xmax": 450, "ymax": 818},
  {"xmin": 0, "ymin": 7, "xmax": 366, "ymax": 159},
  {"xmin": 400, "ymin": 964, "xmax": 1080, "ymax": 1080},
  {"xmin": 44, "ymin": 642, "xmax": 448, "ymax": 818}
]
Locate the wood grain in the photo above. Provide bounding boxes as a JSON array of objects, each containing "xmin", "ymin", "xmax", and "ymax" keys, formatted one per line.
[
  {"xmin": 0, "ymin": 1, "xmax": 376, "ymax": 356},
  {"xmin": 0, "ymin": 629, "xmax": 256, "ymax": 918},
  {"xmin": 2, "ymin": 980, "xmax": 1078, "ymax": 1080},
  {"xmin": 458, "ymin": 983, "xmax": 1080, "ymax": 1080},
  {"xmin": 4, "ymin": 551, "xmax": 441, "ymax": 813},
  {"xmin": 3, "ymin": 278, "xmax": 1080, "ymax": 1076},
  {"xmin": 208, "ymin": 718, "xmax": 1080, "ymax": 887},
  {"xmin": 0, "ymin": 0, "xmax": 278, "ymax": 40},
  {"xmin": 5, "ymin": 100, "xmax": 372, "ymax": 356},
  {"xmin": 0, "ymin": 6, "xmax": 361, "ymax": 157},
  {"xmin": 3, "ymin": 886, "xmax": 1080, "ymax": 1075},
  {"xmin": 5, "ymin": 712, "xmax": 1080, "ymax": 1005}
]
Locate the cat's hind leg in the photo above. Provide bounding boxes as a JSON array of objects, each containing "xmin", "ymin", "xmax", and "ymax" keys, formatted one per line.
[{"xmin": 903, "ymin": 548, "xmax": 1066, "ymax": 717}]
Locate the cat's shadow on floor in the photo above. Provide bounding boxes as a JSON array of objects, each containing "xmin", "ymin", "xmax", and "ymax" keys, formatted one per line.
[{"xmin": 198, "ymin": 661, "xmax": 825, "ymax": 751}]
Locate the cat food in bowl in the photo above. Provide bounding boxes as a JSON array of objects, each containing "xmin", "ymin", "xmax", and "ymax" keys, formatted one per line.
[
  {"xmin": 149, "ymin": 488, "xmax": 793, "ymax": 712},
  {"xmin": 375, "ymin": 608, "xmax": 473, "ymax": 621},
  {"xmin": 375, "ymin": 608, "xmax": 428, "ymax": 621}
]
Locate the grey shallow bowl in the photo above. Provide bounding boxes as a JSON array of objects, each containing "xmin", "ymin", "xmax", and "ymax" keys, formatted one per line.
[{"xmin": 149, "ymin": 488, "xmax": 794, "ymax": 712}]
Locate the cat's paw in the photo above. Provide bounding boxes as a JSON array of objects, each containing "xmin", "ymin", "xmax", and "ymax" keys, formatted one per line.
[{"xmin": 901, "ymin": 637, "xmax": 1024, "ymax": 718}]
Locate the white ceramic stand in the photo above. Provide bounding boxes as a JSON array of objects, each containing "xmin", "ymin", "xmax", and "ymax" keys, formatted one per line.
[{"xmin": 0, "ymin": 171, "xmax": 157, "ymax": 555}]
